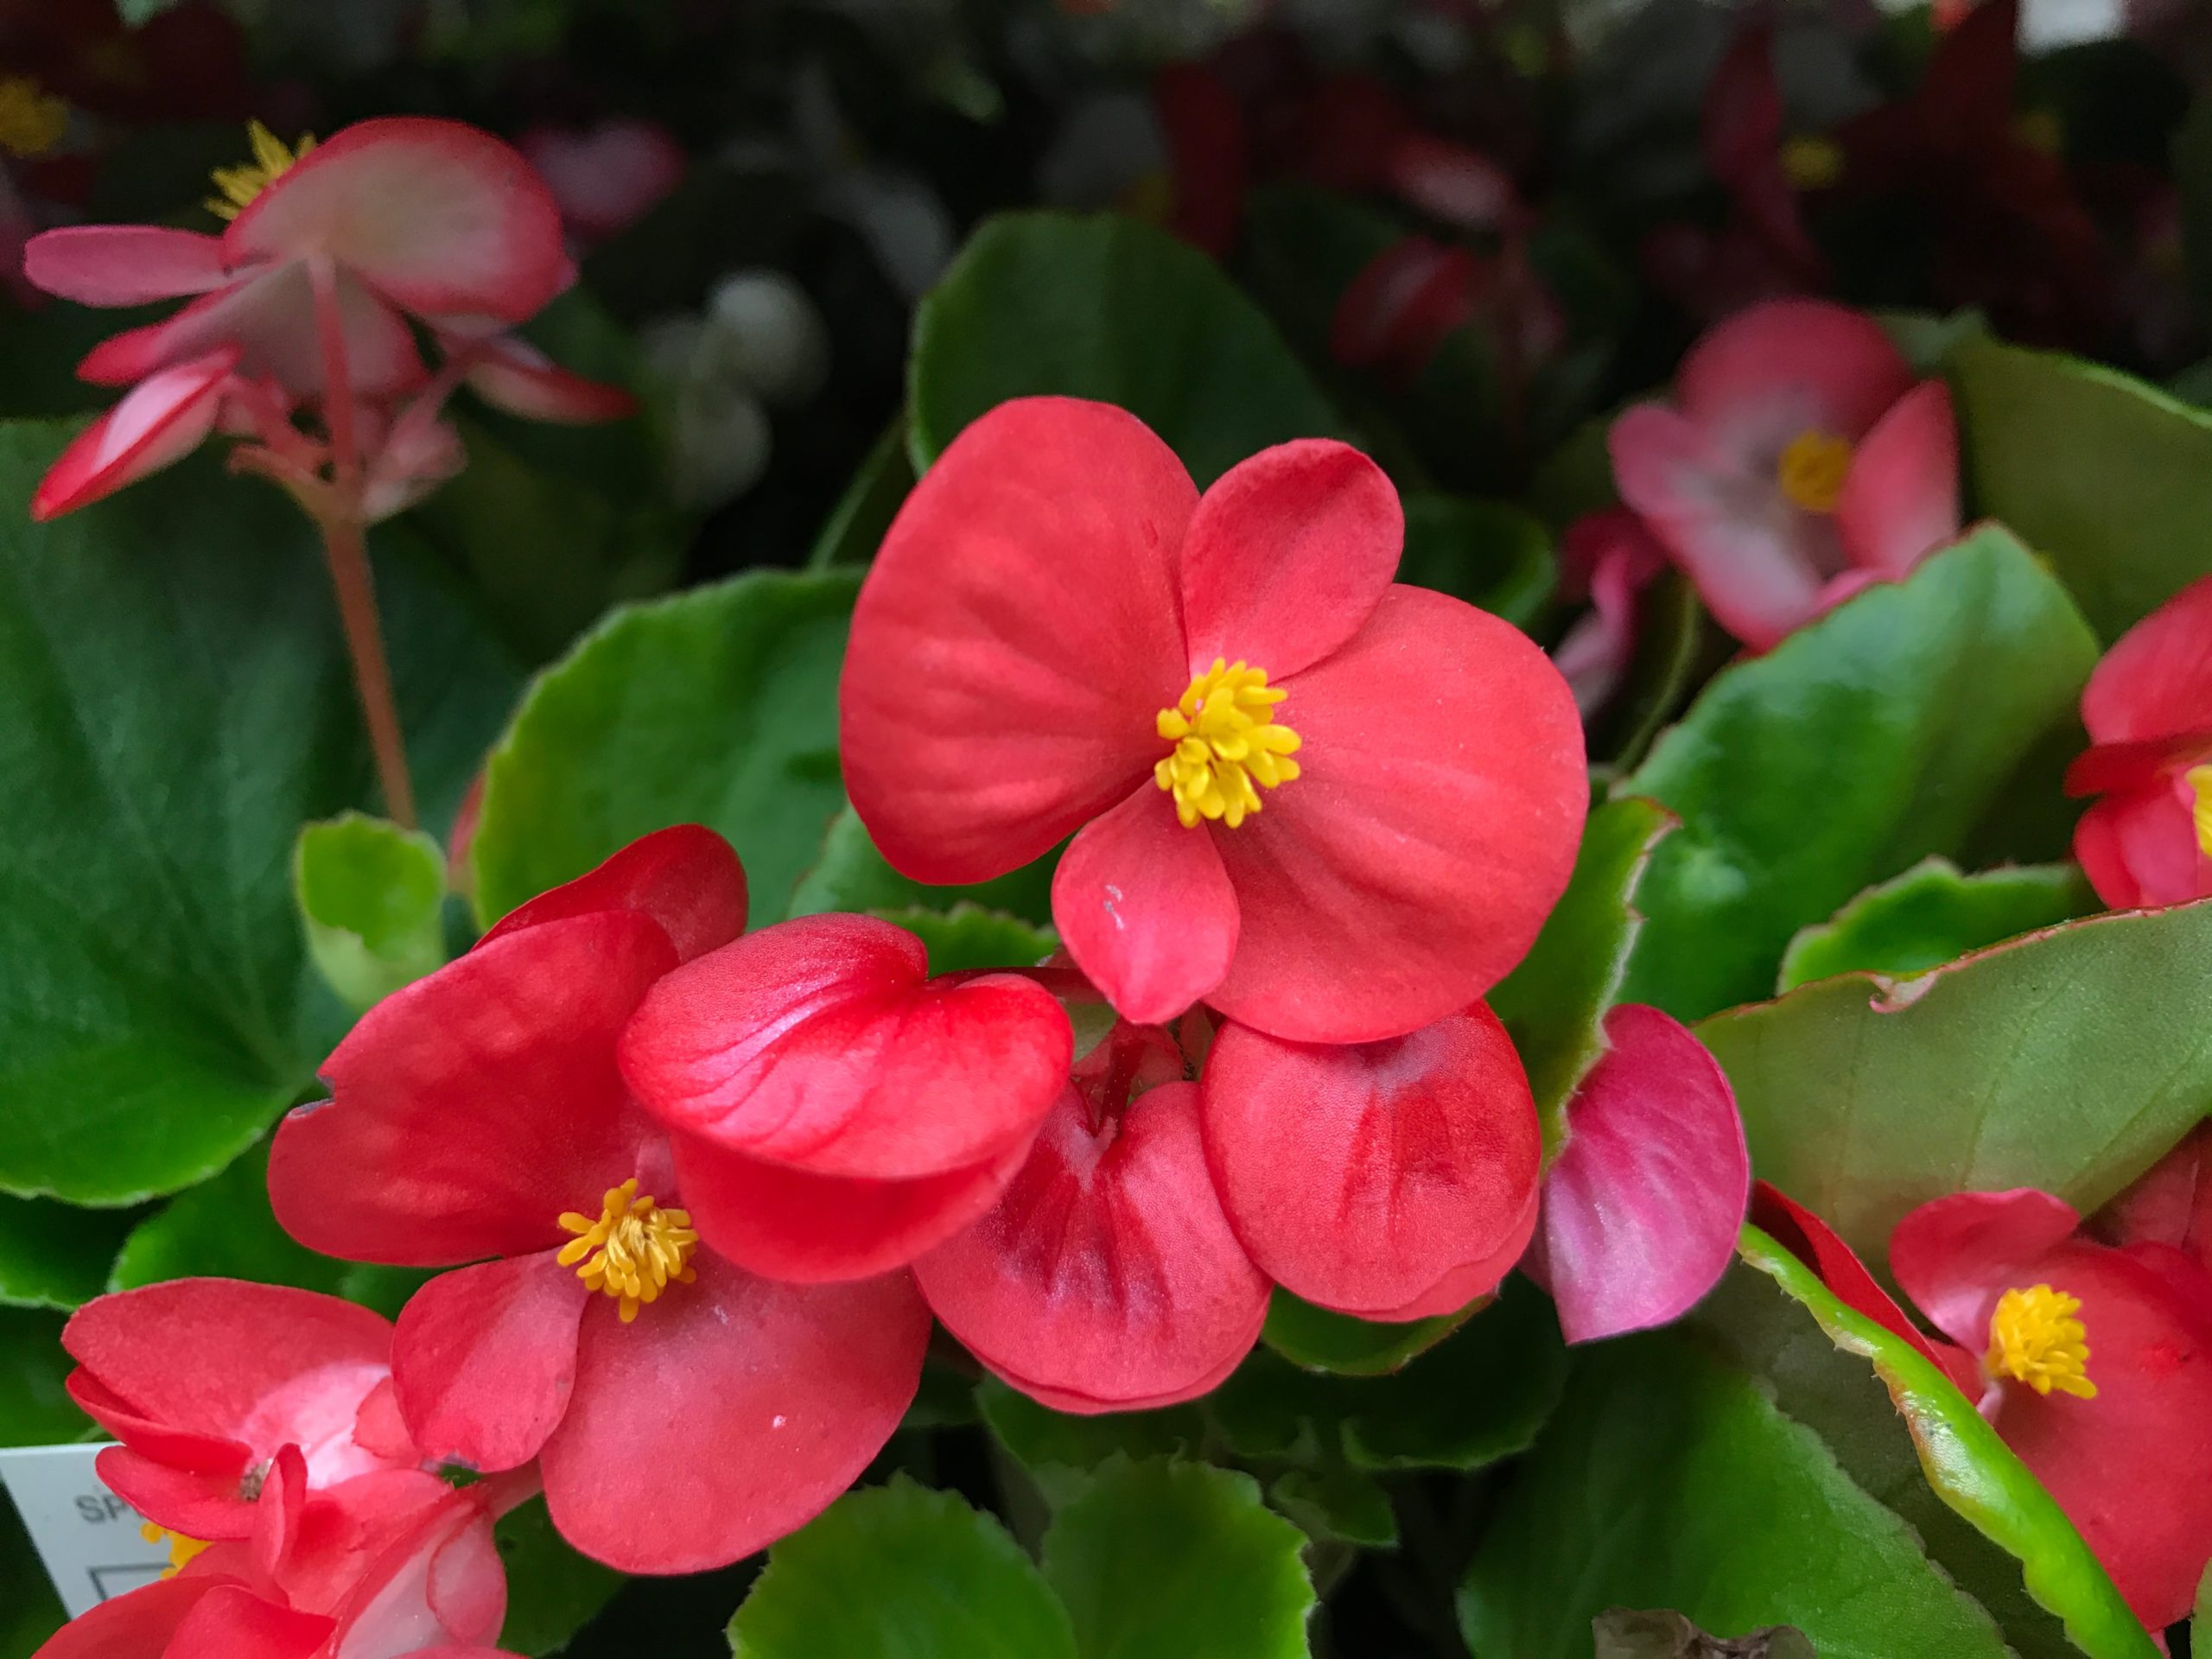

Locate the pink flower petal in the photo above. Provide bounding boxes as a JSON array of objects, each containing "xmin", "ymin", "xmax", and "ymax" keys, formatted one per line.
[
  {"xmin": 1052, "ymin": 785, "xmax": 1239, "ymax": 1027},
  {"xmin": 841, "ymin": 396, "xmax": 1195, "ymax": 883},
  {"xmin": 1529, "ymin": 1005, "xmax": 1749, "ymax": 1344},
  {"xmin": 2070, "ymin": 783, "xmax": 2212, "ymax": 910},
  {"xmin": 1206, "ymin": 586, "xmax": 1586, "ymax": 1043},
  {"xmin": 518, "ymin": 119, "xmax": 686, "ymax": 242},
  {"xmin": 1675, "ymin": 299, "xmax": 1916, "ymax": 454},
  {"xmin": 1834, "ymin": 380, "xmax": 1961, "ymax": 581},
  {"xmin": 1891, "ymin": 1188, "xmax": 2085, "ymax": 1351},
  {"xmin": 22, "ymin": 226, "xmax": 232, "ymax": 307},
  {"xmin": 460, "ymin": 335, "xmax": 639, "ymax": 425},
  {"xmin": 2081, "ymin": 575, "xmax": 2212, "ymax": 745},
  {"xmin": 31, "ymin": 347, "xmax": 237, "ymax": 521},
  {"xmin": 391, "ymin": 1253, "xmax": 589, "ymax": 1474}
]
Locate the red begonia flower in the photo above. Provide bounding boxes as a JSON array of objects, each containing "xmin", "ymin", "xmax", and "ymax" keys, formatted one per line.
[
  {"xmin": 2099, "ymin": 1123, "xmax": 2212, "ymax": 1274},
  {"xmin": 840, "ymin": 397, "xmax": 1586, "ymax": 1044},
  {"xmin": 2063, "ymin": 575, "xmax": 2212, "ymax": 909},
  {"xmin": 29, "ymin": 346, "xmax": 239, "ymax": 521},
  {"xmin": 1526, "ymin": 1005, "xmax": 1748, "ymax": 1344},
  {"xmin": 1609, "ymin": 300, "xmax": 1961, "ymax": 651},
  {"xmin": 62, "ymin": 1279, "xmax": 418, "ymax": 1544},
  {"xmin": 1200, "ymin": 1003, "xmax": 1540, "ymax": 1321},
  {"xmin": 618, "ymin": 912, "xmax": 1074, "ymax": 1281},
  {"xmin": 267, "ymin": 828, "xmax": 931, "ymax": 1573},
  {"xmin": 915, "ymin": 1021, "xmax": 1270, "ymax": 1413}
]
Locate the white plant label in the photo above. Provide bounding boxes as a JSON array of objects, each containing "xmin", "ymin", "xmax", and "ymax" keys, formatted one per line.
[{"xmin": 0, "ymin": 1443, "xmax": 172, "ymax": 1617}]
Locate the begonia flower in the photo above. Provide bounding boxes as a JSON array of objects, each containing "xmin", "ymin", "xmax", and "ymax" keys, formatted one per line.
[
  {"xmin": 519, "ymin": 119, "xmax": 685, "ymax": 245},
  {"xmin": 840, "ymin": 397, "xmax": 1587, "ymax": 1044},
  {"xmin": 1609, "ymin": 299, "xmax": 1961, "ymax": 651},
  {"xmin": 2063, "ymin": 575, "xmax": 2212, "ymax": 910},
  {"xmin": 62, "ymin": 1279, "xmax": 420, "ymax": 1545},
  {"xmin": 915, "ymin": 1018, "xmax": 1270, "ymax": 1413},
  {"xmin": 1329, "ymin": 236, "xmax": 1565, "ymax": 392},
  {"xmin": 1199, "ymin": 1002, "xmax": 1541, "ymax": 1321},
  {"xmin": 617, "ymin": 912, "xmax": 1076, "ymax": 1282},
  {"xmin": 1758, "ymin": 1180, "xmax": 2212, "ymax": 1630},
  {"xmin": 2099, "ymin": 1123, "xmax": 2212, "ymax": 1274},
  {"xmin": 1523, "ymin": 1005, "xmax": 1749, "ymax": 1343},
  {"xmin": 267, "ymin": 828, "xmax": 932, "ymax": 1573},
  {"xmin": 1551, "ymin": 509, "xmax": 1669, "ymax": 718}
]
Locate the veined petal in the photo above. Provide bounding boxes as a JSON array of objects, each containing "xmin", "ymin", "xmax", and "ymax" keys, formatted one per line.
[
  {"xmin": 477, "ymin": 823, "xmax": 747, "ymax": 963},
  {"xmin": 391, "ymin": 1254, "xmax": 589, "ymax": 1474}
]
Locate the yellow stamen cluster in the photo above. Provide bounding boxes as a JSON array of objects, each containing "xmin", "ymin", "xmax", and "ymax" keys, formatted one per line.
[
  {"xmin": 1154, "ymin": 658, "xmax": 1302, "ymax": 829},
  {"xmin": 1777, "ymin": 429, "xmax": 1853, "ymax": 515},
  {"xmin": 2187, "ymin": 766, "xmax": 2212, "ymax": 861},
  {"xmin": 0, "ymin": 79, "xmax": 67, "ymax": 161},
  {"xmin": 140, "ymin": 1523, "xmax": 210, "ymax": 1579},
  {"xmin": 207, "ymin": 121, "xmax": 315, "ymax": 222},
  {"xmin": 1986, "ymin": 1283, "xmax": 2097, "ymax": 1399},
  {"xmin": 1780, "ymin": 135, "xmax": 1844, "ymax": 192},
  {"xmin": 557, "ymin": 1179, "xmax": 699, "ymax": 1324}
]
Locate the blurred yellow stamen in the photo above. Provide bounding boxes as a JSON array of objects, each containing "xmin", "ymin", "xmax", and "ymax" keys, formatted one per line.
[
  {"xmin": 2187, "ymin": 766, "xmax": 2212, "ymax": 860},
  {"xmin": 1780, "ymin": 135, "xmax": 1843, "ymax": 191},
  {"xmin": 1986, "ymin": 1284, "xmax": 2097, "ymax": 1399},
  {"xmin": 1154, "ymin": 658, "xmax": 1301, "ymax": 830},
  {"xmin": 0, "ymin": 79, "xmax": 67, "ymax": 160},
  {"xmin": 1777, "ymin": 429, "xmax": 1853, "ymax": 514},
  {"xmin": 140, "ymin": 1523, "xmax": 210, "ymax": 1579},
  {"xmin": 556, "ymin": 1178, "xmax": 698, "ymax": 1325},
  {"xmin": 206, "ymin": 121, "xmax": 315, "ymax": 222}
]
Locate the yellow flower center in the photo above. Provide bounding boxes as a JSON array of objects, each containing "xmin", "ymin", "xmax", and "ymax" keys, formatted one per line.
[
  {"xmin": 556, "ymin": 1179, "xmax": 699, "ymax": 1325},
  {"xmin": 1154, "ymin": 658, "xmax": 1302, "ymax": 830},
  {"xmin": 2188, "ymin": 766, "xmax": 2212, "ymax": 860},
  {"xmin": 0, "ymin": 78, "xmax": 67, "ymax": 161},
  {"xmin": 140, "ymin": 1523, "xmax": 210, "ymax": 1579},
  {"xmin": 1780, "ymin": 135, "xmax": 1844, "ymax": 192},
  {"xmin": 1777, "ymin": 429, "xmax": 1853, "ymax": 514},
  {"xmin": 206, "ymin": 121, "xmax": 315, "ymax": 223},
  {"xmin": 1986, "ymin": 1283, "xmax": 2097, "ymax": 1399}
]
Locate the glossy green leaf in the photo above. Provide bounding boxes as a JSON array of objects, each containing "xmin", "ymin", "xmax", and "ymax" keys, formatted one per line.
[
  {"xmin": 1266, "ymin": 1465, "xmax": 1398, "ymax": 1549},
  {"xmin": 0, "ymin": 1198, "xmax": 137, "ymax": 1311},
  {"xmin": 728, "ymin": 1478, "xmax": 1077, "ymax": 1659},
  {"xmin": 1491, "ymin": 796, "xmax": 1673, "ymax": 1153},
  {"xmin": 1398, "ymin": 495, "xmax": 1556, "ymax": 627},
  {"xmin": 977, "ymin": 1378, "xmax": 1204, "ymax": 1510},
  {"xmin": 108, "ymin": 1141, "xmax": 346, "ymax": 1300},
  {"xmin": 1954, "ymin": 334, "xmax": 2212, "ymax": 639},
  {"xmin": 875, "ymin": 905, "xmax": 1056, "ymax": 974},
  {"xmin": 471, "ymin": 569, "xmax": 858, "ymax": 932},
  {"xmin": 1700, "ymin": 897, "xmax": 2212, "ymax": 1265},
  {"xmin": 1042, "ymin": 1459, "xmax": 1314, "ymax": 1659},
  {"xmin": 294, "ymin": 814, "xmax": 448, "ymax": 1014},
  {"xmin": 495, "ymin": 1497, "xmax": 626, "ymax": 1657},
  {"xmin": 1456, "ymin": 1334, "xmax": 2016, "ymax": 1658},
  {"xmin": 0, "ymin": 1308, "xmax": 88, "ymax": 1448},
  {"xmin": 788, "ymin": 805, "xmax": 1058, "ymax": 928},
  {"xmin": 1260, "ymin": 1287, "xmax": 1476, "ymax": 1376},
  {"xmin": 1778, "ymin": 857, "xmax": 2095, "ymax": 992},
  {"xmin": 1616, "ymin": 530, "xmax": 2098, "ymax": 1022},
  {"xmin": 911, "ymin": 212, "xmax": 1348, "ymax": 487},
  {"xmin": 0, "ymin": 424, "xmax": 518, "ymax": 1205}
]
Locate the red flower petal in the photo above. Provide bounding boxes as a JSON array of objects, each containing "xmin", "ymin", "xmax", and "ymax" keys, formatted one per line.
[
  {"xmin": 22, "ymin": 226, "xmax": 231, "ymax": 306},
  {"xmin": 1207, "ymin": 586, "xmax": 1586, "ymax": 1043},
  {"xmin": 1201, "ymin": 1005, "xmax": 1541, "ymax": 1319},
  {"xmin": 537, "ymin": 1253, "xmax": 928, "ymax": 1573},
  {"xmin": 915, "ymin": 1081, "xmax": 1269, "ymax": 1413},
  {"xmin": 478, "ymin": 823, "xmax": 747, "ymax": 962},
  {"xmin": 67, "ymin": 1372, "xmax": 240, "ymax": 1475},
  {"xmin": 29, "ymin": 1578, "xmax": 227, "ymax": 1659},
  {"xmin": 672, "ymin": 1131, "xmax": 1024, "ymax": 1283},
  {"xmin": 270, "ymin": 913, "xmax": 675, "ymax": 1265},
  {"xmin": 2070, "ymin": 783, "xmax": 2212, "ymax": 910},
  {"xmin": 1890, "ymin": 1188, "xmax": 2084, "ymax": 1351},
  {"xmin": 1529, "ymin": 1005, "xmax": 1749, "ymax": 1343},
  {"xmin": 391, "ymin": 1253, "xmax": 589, "ymax": 1473},
  {"xmin": 619, "ymin": 913, "xmax": 1070, "ymax": 1181},
  {"xmin": 93, "ymin": 1446, "xmax": 254, "ymax": 1541},
  {"xmin": 2099, "ymin": 1124, "xmax": 2212, "ymax": 1274},
  {"xmin": 1052, "ymin": 785, "xmax": 1239, "ymax": 1027},
  {"xmin": 1675, "ymin": 299, "xmax": 1916, "ymax": 448},
  {"xmin": 167, "ymin": 1584, "xmax": 334, "ymax": 1659},
  {"xmin": 841, "ymin": 397, "xmax": 1195, "ymax": 883},
  {"xmin": 1177, "ymin": 439, "xmax": 1400, "ymax": 681},
  {"xmin": 31, "ymin": 348, "xmax": 237, "ymax": 521},
  {"xmin": 1834, "ymin": 380, "xmax": 1960, "ymax": 581},
  {"xmin": 226, "ymin": 118, "xmax": 569, "ymax": 325},
  {"xmin": 2081, "ymin": 575, "xmax": 2212, "ymax": 746},
  {"xmin": 460, "ymin": 335, "xmax": 639, "ymax": 425}
]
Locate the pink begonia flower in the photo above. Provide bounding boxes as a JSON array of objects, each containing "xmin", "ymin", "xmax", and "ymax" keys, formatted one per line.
[
  {"xmin": 519, "ymin": 120, "xmax": 686, "ymax": 245},
  {"xmin": 1523, "ymin": 1005, "xmax": 1749, "ymax": 1344},
  {"xmin": 1551, "ymin": 509, "xmax": 1669, "ymax": 718},
  {"xmin": 1608, "ymin": 299, "xmax": 1961, "ymax": 651},
  {"xmin": 2063, "ymin": 575, "xmax": 2212, "ymax": 909}
]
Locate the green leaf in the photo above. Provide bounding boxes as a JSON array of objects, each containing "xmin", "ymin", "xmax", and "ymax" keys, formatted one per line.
[
  {"xmin": 805, "ymin": 416, "xmax": 914, "ymax": 571},
  {"xmin": 1456, "ymin": 1334, "xmax": 2017, "ymax": 1658},
  {"xmin": 727, "ymin": 1478, "xmax": 1078, "ymax": 1659},
  {"xmin": 0, "ymin": 425, "xmax": 518, "ymax": 1205},
  {"xmin": 1397, "ymin": 495, "xmax": 1556, "ymax": 627},
  {"xmin": 471, "ymin": 569, "xmax": 858, "ymax": 932},
  {"xmin": 1491, "ymin": 796, "xmax": 1673, "ymax": 1153},
  {"xmin": 1700, "ymin": 897, "xmax": 2212, "ymax": 1265},
  {"xmin": 1266, "ymin": 1465, "xmax": 1398, "ymax": 1549},
  {"xmin": 1954, "ymin": 334, "xmax": 2212, "ymax": 640},
  {"xmin": 788, "ymin": 805, "xmax": 1058, "ymax": 928},
  {"xmin": 911, "ymin": 212, "xmax": 1348, "ymax": 487},
  {"xmin": 1715, "ymin": 1227, "xmax": 2156, "ymax": 1659},
  {"xmin": 0, "ymin": 1198, "xmax": 137, "ymax": 1311},
  {"xmin": 1778, "ymin": 857, "xmax": 2095, "ymax": 992},
  {"xmin": 1261, "ymin": 1287, "xmax": 1477, "ymax": 1376},
  {"xmin": 495, "ymin": 1497, "xmax": 626, "ymax": 1657},
  {"xmin": 1042, "ymin": 1459, "xmax": 1314, "ymax": 1659},
  {"xmin": 108, "ymin": 1140, "xmax": 346, "ymax": 1299},
  {"xmin": 1615, "ymin": 529, "xmax": 2098, "ymax": 1022},
  {"xmin": 977, "ymin": 1378, "xmax": 1205, "ymax": 1509},
  {"xmin": 1876, "ymin": 308, "xmax": 1988, "ymax": 376},
  {"xmin": 875, "ymin": 904, "xmax": 1057, "ymax": 974},
  {"xmin": 0, "ymin": 1308, "xmax": 89, "ymax": 1448},
  {"xmin": 294, "ymin": 814, "xmax": 448, "ymax": 1014}
]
